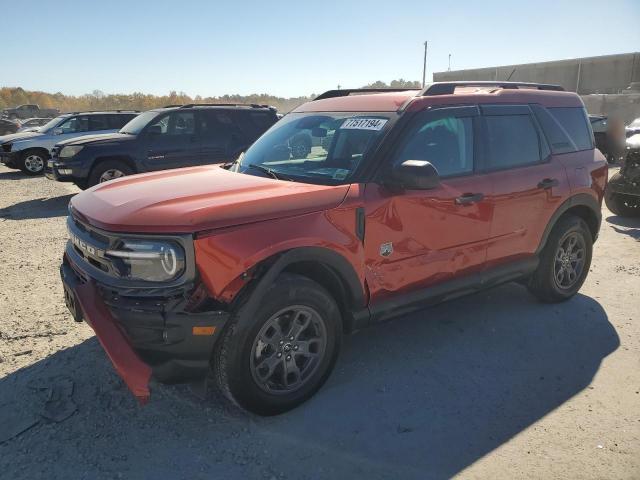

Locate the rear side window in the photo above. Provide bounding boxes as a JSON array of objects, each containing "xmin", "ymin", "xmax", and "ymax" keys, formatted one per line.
[
  {"xmin": 484, "ymin": 114, "xmax": 541, "ymax": 169},
  {"xmin": 239, "ymin": 111, "xmax": 277, "ymax": 139},
  {"xmin": 548, "ymin": 107, "xmax": 593, "ymax": 151},
  {"xmin": 89, "ymin": 115, "xmax": 109, "ymax": 131},
  {"xmin": 108, "ymin": 114, "xmax": 136, "ymax": 129}
]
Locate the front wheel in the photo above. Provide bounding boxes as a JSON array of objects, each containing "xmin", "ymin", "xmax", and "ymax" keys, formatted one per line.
[
  {"xmin": 19, "ymin": 150, "xmax": 47, "ymax": 175},
  {"xmin": 604, "ymin": 188, "xmax": 640, "ymax": 217},
  {"xmin": 87, "ymin": 160, "xmax": 133, "ymax": 187},
  {"xmin": 527, "ymin": 216, "xmax": 593, "ymax": 303},
  {"xmin": 212, "ymin": 273, "xmax": 342, "ymax": 415}
]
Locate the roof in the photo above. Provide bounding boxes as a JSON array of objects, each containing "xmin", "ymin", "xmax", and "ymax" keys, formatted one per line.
[{"xmin": 295, "ymin": 82, "xmax": 584, "ymax": 113}]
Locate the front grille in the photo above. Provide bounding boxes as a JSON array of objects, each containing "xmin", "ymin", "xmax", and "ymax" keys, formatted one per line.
[{"xmin": 67, "ymin": 215, "xmax": 119, "ymax": 277}]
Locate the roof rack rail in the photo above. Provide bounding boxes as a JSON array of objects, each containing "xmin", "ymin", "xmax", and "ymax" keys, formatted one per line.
[
  {"xmin": 314, "ymin": 88, "xmax": 419, "ymax": 101},
  {"xmin": 68, "ymin": 109, "xmax": 141, "ymax": 114},
  {"xmin": 177, "ymin": 103, "xmax": 272, "ymax": 109},
  {"xmin": 422, "ymin": 81, "xmax": 565, "ymax": 96}
]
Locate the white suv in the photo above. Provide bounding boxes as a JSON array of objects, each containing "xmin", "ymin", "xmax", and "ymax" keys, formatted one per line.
[{"xmin": 0, "ymin": 111, "xmax": 138, "ymax": 175}]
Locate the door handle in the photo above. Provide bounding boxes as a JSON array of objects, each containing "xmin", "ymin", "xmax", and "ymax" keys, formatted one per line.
[
  {"xmin": 537, "ymin": 178, "xmax": 559, "ymax": 189},
  {"xmin": 455, "ymin": 193, "xmax": 484, "ymax": 205}
]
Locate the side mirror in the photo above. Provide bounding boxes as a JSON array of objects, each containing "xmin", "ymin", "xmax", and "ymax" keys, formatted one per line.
[
  {"xmin": 53, "ymin": 128, "xmax": 63, "ymax": 135},
  {"xmin": 390, "ymin": 160, "xmax": 440, "ymax": 190}
]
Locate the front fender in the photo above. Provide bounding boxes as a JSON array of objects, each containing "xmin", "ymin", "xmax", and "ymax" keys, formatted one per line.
[{"xmin": 194, "ymin": 207, "xmax": 365, "ymax": 306}]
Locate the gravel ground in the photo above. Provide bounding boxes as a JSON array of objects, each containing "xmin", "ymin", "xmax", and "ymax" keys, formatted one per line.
[{"xmin": 0, "ymin": 165, "xmax": 638, "ymax": 480}]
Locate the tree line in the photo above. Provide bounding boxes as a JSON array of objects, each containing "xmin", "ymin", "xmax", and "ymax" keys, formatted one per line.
[{"xmin": 0, "ymin": 80, "xmax": 422, "ymax": 114}]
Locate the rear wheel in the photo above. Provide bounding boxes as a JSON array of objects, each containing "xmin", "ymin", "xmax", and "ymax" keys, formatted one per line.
[
  {"xmin": 604, "ymin": 188, "xmax": 640, "ymax": 217},
  {"xmin": 87, "ymin": 160, "xmax": 133, "ymax": 187},
  {"xmin": 19, "ymin": 150, "xmax": 47, "ymax": 175},
  {"xmin": 213, "ymin": 273, "xmax": 342, "ymax": 416},
  {"xmin": 527, "ymin": 216, "xmax": 592, "ymax": 303}
]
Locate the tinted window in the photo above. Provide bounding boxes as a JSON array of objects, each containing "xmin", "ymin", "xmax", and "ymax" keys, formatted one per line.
[
  {"xmin": 395, "ymin": 114, "xmax": 474, "ymax": 177},
  {"xmin": 485, "ymin": 115, "xmax": 540, "ymax": 169},
  {"xmin": 58, "ymin": 116, "xmax": 89, "ymax": 134},
  {"xmin": 549, "ymin": 107, "xmax": 593, "ymax": 151},
  {"xmin": 148, "ymin": 112, "xmax": 195, "ymax": 136},
  {"xmin": 531, "ymin": 104, "xmax": 576, "ymax": 154},
  {"xmin": 89, "ymin": 115, "xmax": 109, "ymax": 131},
  {"xmin": 108, "ymin": 114, "xmax": 136, "ymax": 129},
  {"xmin": 201, "ymin": 111, "xmax": 242, "ymax": 139}
]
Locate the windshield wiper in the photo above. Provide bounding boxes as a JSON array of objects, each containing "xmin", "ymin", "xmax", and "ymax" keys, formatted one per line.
[{"xmin": 245, "ymin": 163, "xmax": 291, "ymax": 181}]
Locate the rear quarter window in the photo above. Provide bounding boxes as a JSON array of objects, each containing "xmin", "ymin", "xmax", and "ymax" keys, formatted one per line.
[
  {"xmin": 108, "ymin": 114, "xmax": 137, "ymax": 129},
  {"xmin": 548, "ymin": 107, "xmax": 593, "ymax": 151}
]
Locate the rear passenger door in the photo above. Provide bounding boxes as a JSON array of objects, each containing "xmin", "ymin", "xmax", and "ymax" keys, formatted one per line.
[
  {"xmin": 199, "ymin": 110, "xmax": 245, "ymax": 165},
  {"xmin": 141, "ymin": 111, "xmax": 202, "ymax": 172},
  {"xmin": 480, "ymin": 105, "xmax": 569, "ymax": 267}
]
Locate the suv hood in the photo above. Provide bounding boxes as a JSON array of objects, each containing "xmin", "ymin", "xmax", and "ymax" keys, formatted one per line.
[
  {"xmin": 0, "ymin": 131, "xmax": 42, "ymax": 144},
  {"xmin": 70, "ymin": 166, "xmax": 351, "ymax": 233},
  {"xmin": 58, "ymin": 132, "xmax": 134, "ymax": 147}
]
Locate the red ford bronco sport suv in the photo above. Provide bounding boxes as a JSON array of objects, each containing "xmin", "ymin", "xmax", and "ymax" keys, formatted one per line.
[{"xmin": 61, "ymin": 82, "xmax": 607, "ymax": 415}]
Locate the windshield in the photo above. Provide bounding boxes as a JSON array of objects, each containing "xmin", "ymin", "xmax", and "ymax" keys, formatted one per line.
[
  {"xmin": 38, "ymin": 116, "xmax": 66, "ymax": 133},
  {"xmin": 234, "ymin": 112, "xmax": 392, "ymax": 184},
  {"xmin": 120, "ymin": 110, "xmax": 160, "ymax": 135}
]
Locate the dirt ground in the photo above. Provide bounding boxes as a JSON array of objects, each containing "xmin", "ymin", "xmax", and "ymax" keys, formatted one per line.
[{"xmin": 0, "ymin": 164, "xmax": 638, "ymax": 480}]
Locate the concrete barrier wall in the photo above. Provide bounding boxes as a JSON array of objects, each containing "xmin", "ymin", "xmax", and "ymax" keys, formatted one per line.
[
  {"xmin": 433, "ymin": 52, "xmax": 640, "ymax": 95},
  {"xmin": 581, "ymin": 94, "xmax": 640, "ymax": 124}
]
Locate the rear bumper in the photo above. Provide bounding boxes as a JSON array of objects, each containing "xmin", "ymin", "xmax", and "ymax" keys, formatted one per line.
[{"xmin": 61, "ymin": 253, "xmax": 230, "ymax": 403}]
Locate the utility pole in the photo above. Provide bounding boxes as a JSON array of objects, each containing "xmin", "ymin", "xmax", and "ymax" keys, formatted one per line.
[
  {"xmin": 448, "ymin": 54, "xmax": 451, "ymax": 71},
  {"xmin": 422, "ymin": 41, "xmax": 428, "ymax": 88}
]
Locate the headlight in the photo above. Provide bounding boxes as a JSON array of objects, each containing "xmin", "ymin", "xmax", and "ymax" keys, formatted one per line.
[
  {"xmin": 59, "ymin": 145, "xmax": 84, "ymax": 158},
  {"xmin": 106, "ymin": 240, "xmax": 185, "ymax": 282}
]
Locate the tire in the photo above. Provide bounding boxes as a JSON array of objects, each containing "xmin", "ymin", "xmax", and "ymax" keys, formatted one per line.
[
  {"xmin": 19, "ymin": 149, "xmax": 47, "ymax": 175},
  {"xmin": 527, "ymin": 216, "xmax": 593, "ymax": 303},
  {"xmin": 87, "ymin": 160, "xmax": 133, "ymax": 187},
  {"xmin": 604, "ymin": 187, "xmax": 640, "ymax": 217},
  {"xmin": 212, "ymin": 273, "xmax": 342, "ymax": 416}
]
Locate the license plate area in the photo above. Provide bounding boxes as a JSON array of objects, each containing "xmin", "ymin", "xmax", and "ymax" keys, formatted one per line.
[{"xmin": 63, "ymin": 281, "xmax": 83, "ymax": 322}]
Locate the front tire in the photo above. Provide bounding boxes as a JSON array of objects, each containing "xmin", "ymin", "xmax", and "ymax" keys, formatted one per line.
[
  {"xmin": 19, "ymin": 150, "xmax": 47, "ymax": 175},
  {"xmin": 213, "ymin": 273, "xmax": 342, "ymax": 416},
  {"xmin": 604, "ymin": 187, "xmax": 640, "ymax": 217},
  {"xmin": 527, "ymin": 216, "xmax": 593, "ymax": 303},
  {"xmin": 87, "ymin": 160, "xmax": 133, "ymax": 187}
]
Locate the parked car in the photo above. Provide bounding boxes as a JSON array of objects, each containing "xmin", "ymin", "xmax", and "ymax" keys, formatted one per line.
[
  {"xmin": 1, "ymin": 104, "xmax": 59, "ymax": 120},
  {"xmin": 604, "ymin": 133, "xmax": 640, "ymax": 216},
  {"xmin": 0, "ymin": 111, "xmax": 138, "ymax": 175},
  {"xmin": 46, "ymin": 104, "xmax": 279, "ymax": 188},
  {"xmin": 17, "ymin": 117, "xmax": 51, "ymax": 132},
  {"xmin": 60, "ymin": 82, "xmax": 606, "ymax": 415},
  {"xmin": 0, "ymin": 118, "xmax": 19, "ymax": 136}
]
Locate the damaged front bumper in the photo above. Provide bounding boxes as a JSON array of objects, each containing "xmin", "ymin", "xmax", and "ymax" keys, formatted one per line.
[{"xmin": 61, "ymin": 254, "xmax": 230, "ymax": 404}]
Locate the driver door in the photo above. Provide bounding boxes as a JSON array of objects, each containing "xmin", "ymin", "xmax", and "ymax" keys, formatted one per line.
[
  {"xmin": 141, "ymin": 111, "xmax": 202, "ymax": 172},
  {"xmin": 363, "ymin": 106, "xmax": 493, "ymax": 304}
]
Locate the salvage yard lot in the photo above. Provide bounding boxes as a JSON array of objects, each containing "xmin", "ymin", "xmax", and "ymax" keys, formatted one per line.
[{"xmin": 0, "ymin": 165, "xmax": 638, "ymax": 480}]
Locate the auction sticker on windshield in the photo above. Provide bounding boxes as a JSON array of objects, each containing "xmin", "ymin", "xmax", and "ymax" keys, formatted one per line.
[{"xmin": 340, "ymin": 118, "xmax": 388, "ymax": 131}]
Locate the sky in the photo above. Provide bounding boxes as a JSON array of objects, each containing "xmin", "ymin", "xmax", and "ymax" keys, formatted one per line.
[{"xmin": 2, "ymin": 0, "xmax": 639, "ymax": 98}]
